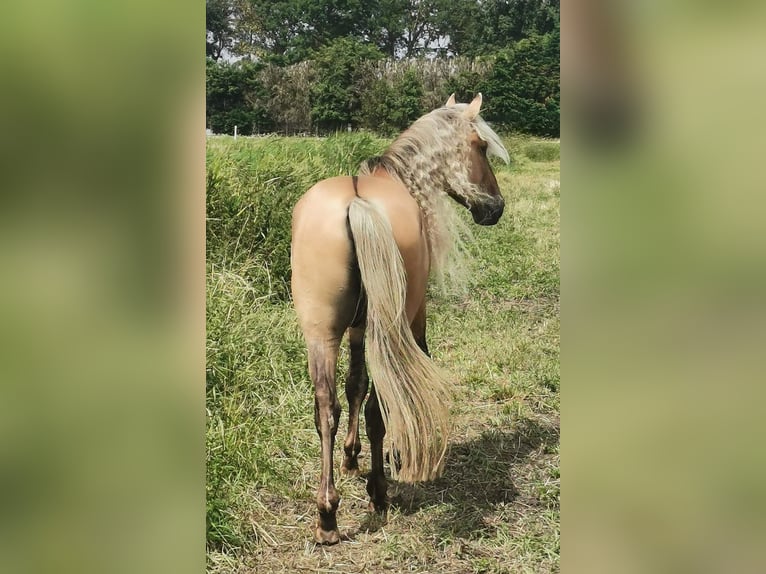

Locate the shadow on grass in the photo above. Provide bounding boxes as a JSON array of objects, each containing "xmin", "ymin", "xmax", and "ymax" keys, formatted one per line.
[{"xmin": 388, "ymin": 416, "xmax": 559, "ymax": 539}]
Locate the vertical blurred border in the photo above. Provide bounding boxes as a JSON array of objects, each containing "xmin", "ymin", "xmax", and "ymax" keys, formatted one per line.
[
  {"xmin": 0, "ymin": 2, "xmax": 204, "ymax": 573},
  {"xmin": 564, "ymin": 1, "xmax": 766, "ymax": 572}
]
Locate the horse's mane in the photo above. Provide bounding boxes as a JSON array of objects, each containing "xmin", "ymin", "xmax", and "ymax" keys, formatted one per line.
[{"xmin": 359, "ymin": 105, "xmax": 509, "ymax": 294}]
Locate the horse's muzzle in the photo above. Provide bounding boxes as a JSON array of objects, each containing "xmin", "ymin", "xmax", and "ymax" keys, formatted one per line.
[{"xmin": 471, "ymin": 197, "xmax": 505, "ymax": 226}]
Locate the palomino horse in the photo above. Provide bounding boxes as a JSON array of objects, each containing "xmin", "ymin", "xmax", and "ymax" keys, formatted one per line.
[{"xmin": 291, "ymin": 94, "xmax": 509, "ymax": 544}]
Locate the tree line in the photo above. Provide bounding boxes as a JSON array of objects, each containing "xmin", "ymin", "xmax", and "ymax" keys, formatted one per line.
[{"xmin": 206, "ymin": 0, "xmax": 559, "ymax": 137}]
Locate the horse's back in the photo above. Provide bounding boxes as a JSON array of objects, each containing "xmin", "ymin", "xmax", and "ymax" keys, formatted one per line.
[
  {"xmin": 291, "ymin": 176, "xmax": 428, "ymax": 340},
  {"xmin": 293, "ymin": 175, "xmax": 420, "ymax": 235}
]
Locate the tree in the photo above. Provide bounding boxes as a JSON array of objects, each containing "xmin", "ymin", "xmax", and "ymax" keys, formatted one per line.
[
  {"xmin": 227, "ymin": 0, "xmax": 368, "ymax": 64},
  {"xmin": 360, "ymin": 68, "xmax": 425, "ymax": 135},
  {"xmin": 478, "ymin": 0, "xmax": 559, "ymax": 52},
  {"xmin": 204, "ymin": 0, "xmax": 560, "ymax": 136},
  {"xmin": 206, "ymin": 59, "xmax": 273, "ymax": 134},
  {"xmin": 212, "ymin": 0, "xmax": 560, "ymax": 62},
  {"xmin": 362, "ymin": 0, "xmax": 445, "ymax": 58},
  {"xmin": 310, "ymin": 38, "xmax": 384, "ymax": 131},
  {"xmin": 444, "ymin": 64, "xmax": 489, "ymax": 103},
  {"xmin": 206, "ymin": 0, "xmax": 235, "ymax": 60},
  {"xmin": 481, "ymin": 30, "xmax": 560, "ymax": 136},
  {"xmin": 399, "ymin": 0, "xmax": 443, "ymax": 57},
  {"xmin": 302, "ymin": 0, "xmax": 367, "ymax": 49},
  {"xmin": 360, "ymin": 0, "xmax": 406, "ymax": 57},
  {"xmin": 229, "ymin": 0, "xmax": 306, "ymax": 63}
]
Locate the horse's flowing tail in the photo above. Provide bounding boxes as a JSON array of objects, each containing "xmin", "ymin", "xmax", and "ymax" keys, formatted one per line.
[{"xmin": 347, "ymin": 197, "xmax": 452, "ymax": 482}]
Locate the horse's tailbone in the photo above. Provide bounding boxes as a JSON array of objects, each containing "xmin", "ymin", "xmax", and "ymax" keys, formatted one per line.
[{"xmin": 347, "ymin": 198, "xmax": 451, "ymax": 482}]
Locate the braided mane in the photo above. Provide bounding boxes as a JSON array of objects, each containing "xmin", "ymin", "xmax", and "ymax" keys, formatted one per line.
[{"xmin": 359, "ymin": 105, "xmax": 509, "ymax": 292}]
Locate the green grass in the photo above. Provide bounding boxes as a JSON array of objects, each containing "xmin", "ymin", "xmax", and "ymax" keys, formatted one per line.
[
  {"xmin": 523, "ymin": 141, "xmax": 560, "ymax": 163},
  {"xmin": 206, "ymin": 132, "xmax": 559, "ymax": 572}
]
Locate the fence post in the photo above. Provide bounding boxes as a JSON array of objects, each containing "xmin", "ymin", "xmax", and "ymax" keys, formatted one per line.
[{"xmin": 234, "ymin": 125, "xmax": 238, "ymax": 140}]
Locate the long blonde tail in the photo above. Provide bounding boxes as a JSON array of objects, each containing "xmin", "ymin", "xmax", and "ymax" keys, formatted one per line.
[{"xmin": 347, "ymin": 197, "xmax": 451, "ymax": 482}]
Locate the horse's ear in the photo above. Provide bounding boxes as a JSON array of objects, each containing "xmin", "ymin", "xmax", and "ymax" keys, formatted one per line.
[
  {"xmin": 445, "ymin": 93, "xmax": 456, "ymax": 107},
  {"xmin": 463, "ymin": 93, "xmax": 483, "ymax": 119}
]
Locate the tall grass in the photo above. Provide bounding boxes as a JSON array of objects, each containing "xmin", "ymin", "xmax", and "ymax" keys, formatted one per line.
[
  {"xmin": 206, "ymin": 133, "xmax": 388, "ymax": 549},
  {"xmin": 206, "ymin": 132, "xmax": 560, "ymax": 572},
  {"xmin": 206, "ymin": 133, "xmax": 386, "ymax": 299}
]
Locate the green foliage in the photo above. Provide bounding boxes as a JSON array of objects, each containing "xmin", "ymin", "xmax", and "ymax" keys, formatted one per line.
[
  {"xmin": 209, "ymin": 0, "xmax": 559, "ymax": 60},
  {"xmin": 524, "ymin": 140, "xmax": 560, "ymax": 162},
  {"xmin": 206, "ymin": 133, "xmax": 387, "ymax": 298},
  {"xmin": 361, "ymin": 0, "xmax": 408, "ymax": 57},
  {"xmin": 360, "ymin": 68, "xmax": 425, "ymax": 136},
  {"xmin": 481, "ymin": 31, "xmax": 560, "ymax": 137},
  {"xmin": 204, "ymin": 42, "xmax": 559, "ymax": 137},
  {"xmin": 229, "ymin": 0, "xmax": 307, "ymax": 64},
  {"xmin": 206, "ymin": 1, "xmax": 561, "ymax": 136},
  {"xmin": 206, "ymin": 59, "xmax": 273, "ymax": 135},
  {"xmin": 302, "ymin": 0, "xmax": 368, "ymax": 51},
  {"xmin": 217, "ymin": 0, "xmax": 370, "ymax": 64},
  {"xmin": 309, "ymin": 38, "xmax": 385, "ymax": 131},
  {"xmin": 475, "ymin": 0, "xmax": 560, "ymax": 53},
  {"xmin": 444, "ymin": 62, "xmax": 491, "ymax": 104},
  {"xmin": 206, "ymin": 0, "xmax": 233, "ymax": 60},
  {"xmin": 205, "ymin": 3, "xmax": 561, "ymax": 134},
  {"xmin": 433, "ymin": 0, "xmax": 483, "ymax": 56}
]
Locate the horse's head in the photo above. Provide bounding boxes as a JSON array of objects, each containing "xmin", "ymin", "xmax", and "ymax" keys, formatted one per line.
[{"xmin": 445, "ymin": 93, "xmax": 508, "ymax": 226}]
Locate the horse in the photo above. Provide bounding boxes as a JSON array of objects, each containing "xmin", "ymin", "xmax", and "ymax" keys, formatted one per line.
[{"xmin": 290, "ymin": 93, "xmax": 510, "ymax": 544}]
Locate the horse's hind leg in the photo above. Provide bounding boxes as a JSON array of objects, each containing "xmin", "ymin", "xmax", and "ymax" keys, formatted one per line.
[
  {"xmin": 307, "ymin": 339, "xmax": 343, "ymax": 544},
  {"xmin": 341, "ymin": 327, "xmax": 368, "ymax": 476},
  {"xmin": 412, "ymin": 300, "xmax": 430, "ymax": 357},
  {"xmin": 365, "ymin": 384, "xmax": 388, "ymax": 512}
]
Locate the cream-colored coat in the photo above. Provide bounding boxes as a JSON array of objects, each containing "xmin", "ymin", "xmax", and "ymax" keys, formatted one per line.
[
  {"xmin": 291, "ymin": 172, "xmax": 430, "ymax": 342},
  {"xmin": 289, "ymin": 94, "xmax": 503, "ymax": 545}
]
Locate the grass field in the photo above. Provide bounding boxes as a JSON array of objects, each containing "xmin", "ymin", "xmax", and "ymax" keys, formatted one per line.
[{"xmin": 206, "ymin": 132, "xmax": 559, "ymax": 573}]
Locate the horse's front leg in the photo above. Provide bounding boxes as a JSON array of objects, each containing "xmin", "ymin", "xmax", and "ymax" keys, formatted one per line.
[
  {"xmin": 341, "ymin": 327, "xmax": 368, "ymax": 476},
  {"xmin": 308, "ymin": 340, "xmax": 342, "ymax": 544}
]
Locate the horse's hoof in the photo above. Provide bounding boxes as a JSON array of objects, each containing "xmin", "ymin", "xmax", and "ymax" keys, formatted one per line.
[
  {"xmin": 340, "ymin": 464, "xmax": 360, "ymax": 477},
  {"xmin": 315, "ymin": 526, "xmax": 341, "ymax": 545},
  {"xmin": 367, "ymin": 499, "xmax": 388, "ymax": 515}
]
